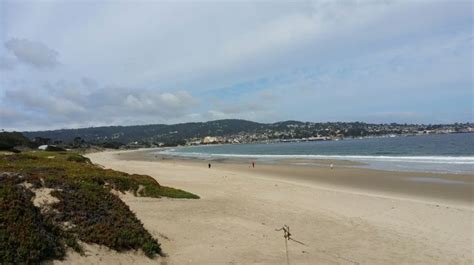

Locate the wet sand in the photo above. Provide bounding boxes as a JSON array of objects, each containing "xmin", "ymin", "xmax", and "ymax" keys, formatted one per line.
[{"xmin": 118, "ymin": 149, "xmax": 474, "ymax": 206}]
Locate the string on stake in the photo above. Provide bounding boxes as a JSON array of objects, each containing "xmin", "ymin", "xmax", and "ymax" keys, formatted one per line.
[{"xmin": 275, "ymin": 225, "xmax": 307, "ymax": 265}]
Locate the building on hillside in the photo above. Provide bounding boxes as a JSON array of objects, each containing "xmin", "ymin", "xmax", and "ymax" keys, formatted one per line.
[
  {"xmin": 203, "ymin": 136, "xmax": 218, "ymax": 144},
  {"xmin": 38, "ymin": 145, "xmax": 49, "ymax": 150}
]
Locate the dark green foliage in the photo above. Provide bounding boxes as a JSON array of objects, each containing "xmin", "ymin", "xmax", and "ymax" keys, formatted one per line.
[
  {"xmin": 0, "ymin": 177, "xmax": 64, "ymax": 264},
  {"xmin": 140, "ymin": 184, "xmax": 200, "ymax": 199},
  {"xmin": 64, "ymin": 234, "xmax": 84, "ymax": 255},
  {"xmin": 23, "ymin": 120, "xmax": 473, "ymax": 146},
  {"xmin": 142, "ymin": 240, "xmax": 162, "ymax": 257},
  {"xmin": 22, "ymin": 119, "xmax": 263, "ymax": 144},
  {"xmin": 51, "ymin": 183, "xmax": 161, "ymax": 257},
  {"xmin": 45, "ymin": 145, "xmax": 67, "ymax": 151},
  {"xmin": 0, "ymin": 131, "xmax": 33, "ymax": 150},
  {"xmin": 0, "ymin": 152, "xmax": 198, "ymax": 199},
  {"xmin": 0, "ymin": 151, "xmax": 199, "ymax": 263},
  {"xmin": 3, "ymin": 153, "xmax": 38, "ymax": 162},
  {"xmin": 160, "ymin": 139, "xmax": 186, "ymax": 147},
  {"xmin": 33, "ymin": 137, "xmax": 51, "ymax": 146},
  {"xmin": 100, "ymin": 141, "xmax": 125, "ymax": 149},
  {"xmin": 66, "ymin": 153, "xmax": 91, "ymax": 163},
  {"xmin": 8, "ymin": 148, "xmax": 21, "ymax": 153}
]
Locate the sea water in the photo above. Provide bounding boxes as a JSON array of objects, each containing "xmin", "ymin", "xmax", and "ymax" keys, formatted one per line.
[{"xmin": 156, "ymin": 133, "xmax": 474, "ymax": 174}]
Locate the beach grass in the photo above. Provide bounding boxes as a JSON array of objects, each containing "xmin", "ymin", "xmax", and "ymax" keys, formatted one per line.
[{"xmin": 0, "ymin": 151, "xmax": 198, "ymax": 264}]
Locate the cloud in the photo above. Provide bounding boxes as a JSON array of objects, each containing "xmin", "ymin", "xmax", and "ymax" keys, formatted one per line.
[
  {"xmin": 0, "ymin": 1, "xmax": 472, "ymax": 130},
  {"xmin": 81, "ymin": 77, "xmax": 98, "ymax": 89},
  {"xmin": 4, "ymin": 38, "xmax": 59, "ymax": 69},
  {"xmin": 123, "ymin": 90, "xmax": 198, "ymax": 117},
  {"xmin": 5, "ymin": 88, "xmax": 86, "ymax": 116},
  {"xmin": 1, "ymin": 80, "xmax": 200, "ymax": 130},
  {"xmin": 0, "ymin": 55, "xmax": 17, "ymax": 70},
  {"xmin": 0, "ymin": 107, "xmax": 30, "ymax": 129},
  {"xmin": 216, "ymin": 102, "xmax": 265, "ymax": 115},
  {"xmin": 201, "ymin": 108, "xmax": 276, "ymax": 123}
]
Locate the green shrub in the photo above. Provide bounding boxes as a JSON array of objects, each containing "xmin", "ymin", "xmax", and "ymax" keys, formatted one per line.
[
  {"xmin": 64, "ymin": 235, "xmax": 84, "ymax": 255},
  {"xmin": 0, "ymin": 132, "xmax": 32, "ymax": 151},
  {"xmin": 51, "ymin": 182, "xmax": 161, "ymax": 257},
  {"xmin": 66, "ymin": 154, "xmax": 91, "ymax": 163},
  {"xmin": 143, "ymin": 241, "xmax": 162, "ymax": 258},
  {"xmin": 45, "ymin": 145, "xmax": 66, "ymax": 152},
  {"xmin": 140, "ymin": 183, "xmax": 200, "ymax": 199},
  {"xmin": 0, "ymin": 179, "xmax": 64, "ymax": 264},
  {"xmin": 0, "ymin": 151, "xmax": 198, "ymax": 263}
]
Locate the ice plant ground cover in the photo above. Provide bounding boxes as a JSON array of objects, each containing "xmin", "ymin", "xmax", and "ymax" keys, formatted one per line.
[{"xmin": 0, "ymin": 151, "xmax": 198, "ymax": 264}]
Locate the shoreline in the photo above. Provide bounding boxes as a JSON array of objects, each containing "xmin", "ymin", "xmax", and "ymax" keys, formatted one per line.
[
  {"xmin": 116, "ymin": 148, "xmax": 474, "ymax": 207},
  {"xmin": 151, "ymin": 143, "xmax": 474, "ymax": 174}
]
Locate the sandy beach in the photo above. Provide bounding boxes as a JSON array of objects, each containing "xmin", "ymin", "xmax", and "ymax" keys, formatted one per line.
[{"xmin": 57, "ymin": 149, "xmax": 474, "ymax": 265}]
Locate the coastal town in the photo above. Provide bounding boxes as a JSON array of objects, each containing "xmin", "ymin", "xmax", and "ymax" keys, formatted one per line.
[
  {"xmin": 182, "ymin": 122, "xmax": 474, "ymax": 146},
  {"xmin": 17, "ymin": 120, "xmax": 473, "ymax": 150}
]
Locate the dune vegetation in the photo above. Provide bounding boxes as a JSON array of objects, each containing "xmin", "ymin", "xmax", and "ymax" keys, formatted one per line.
[{"xmin": 0, "ymin": 151, "xmax": 198, "ymax": 264}]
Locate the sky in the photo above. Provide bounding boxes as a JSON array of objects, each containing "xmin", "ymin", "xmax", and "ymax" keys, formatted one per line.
[{"xmin": 0, "ymin": 0, "xmax": 472, "ymax": 131}]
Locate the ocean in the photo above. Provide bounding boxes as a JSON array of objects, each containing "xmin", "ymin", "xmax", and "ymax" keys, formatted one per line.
[{"xmin": 156, "ymin": 133, "xmax": 474, "ymax": 174}]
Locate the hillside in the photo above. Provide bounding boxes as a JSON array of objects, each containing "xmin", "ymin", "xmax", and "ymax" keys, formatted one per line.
[
  {"xmin": 21, "ymin": 119, "xmax": 472, "ymax": 147},
  {"xmin": 22, "ymin": 119, "xmax": 266, "ymax": 145}
]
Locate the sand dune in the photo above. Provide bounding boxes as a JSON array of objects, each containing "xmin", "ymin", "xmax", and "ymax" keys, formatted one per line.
[{"xmin": 56, "ymin": 150, "xmax": 474, "ymax": 265}]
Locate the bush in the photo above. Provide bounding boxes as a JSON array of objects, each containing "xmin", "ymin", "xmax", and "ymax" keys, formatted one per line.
[
  {"xmin": 0, "ymin": 178, "xmax": 64, "ymax": 264},
  {"xmin": 51, "ymin": 182, "xmax": 161, "ymax": 257},
  {"xmin": 0, "ymin": 151, "xmax": 199, "ymax": 263},
  {"xmin": 140, "ymin": 183, "xmax": 200, "ymax": 199},
  {"xmin": 101, "ymin": 141, "xmax": 125, "ymax": 149},
  {"xmin": 45, "ymin": 145, "xmax": 66, "ymax": 152},
  {"xmin": 66, "ymin": 154, "xmax": 91, "ymax": 163},
  {"xmin": 0, "ymin": 132, "xmax": 32, "ymax": 151}
]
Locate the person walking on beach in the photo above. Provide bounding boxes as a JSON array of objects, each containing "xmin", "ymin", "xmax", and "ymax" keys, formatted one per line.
[
  {"xmin": 208, "ymin": 163, "xmax": 211, "ymax": 169},
  {"xmin": 252, "ymin": 161, "xmax": 255, "ymax": 168}
]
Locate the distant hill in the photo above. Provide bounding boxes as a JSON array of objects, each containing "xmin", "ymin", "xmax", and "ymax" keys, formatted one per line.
[
  {"xmin": 22, "ymin": 119, "xmax": 271, "ymax": 144},
  {"xmin": 21, "ymin": 119, "xmax": 472, "ymax": 147}
]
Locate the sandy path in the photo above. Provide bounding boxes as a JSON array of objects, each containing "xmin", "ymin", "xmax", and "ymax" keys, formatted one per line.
[{"xmin": 61, "ymin": 150, "xmax": 473, "ymax": 265}]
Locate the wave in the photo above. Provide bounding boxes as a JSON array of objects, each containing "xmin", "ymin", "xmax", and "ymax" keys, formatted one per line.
[{"xmin": 157, "ymin": 150, "xmax": 474, "ymax": 164}]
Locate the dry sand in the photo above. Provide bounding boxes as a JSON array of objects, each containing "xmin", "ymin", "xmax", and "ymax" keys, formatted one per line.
[{"xmin": 57, "ymin": 150, "xmax": 473, "ymax": 264}]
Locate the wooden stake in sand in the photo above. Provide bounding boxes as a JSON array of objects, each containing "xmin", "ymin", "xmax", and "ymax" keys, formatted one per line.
[{"xmin": 276, "ymin": 225, "xmax": 307, "ymax": 265}]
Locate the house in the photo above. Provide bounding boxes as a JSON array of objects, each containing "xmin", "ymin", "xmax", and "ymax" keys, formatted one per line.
[{"xmin": 202, "ymin": 136, "xmax": 218, "ymax": 144}]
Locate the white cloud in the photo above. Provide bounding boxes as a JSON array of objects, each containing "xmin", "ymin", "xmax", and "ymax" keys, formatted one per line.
[
  {"xmin": 81, "ymin": 77, "xmax": 98, "ymax": 89},
  {"xmin": 0, "ymin": 55, "xmax": 17, "ymax": 70},
  {"xmin": 0, "ymin": 0, "xmax": 472, "ymax": 130},
  {"xmin": 0, "ymin": 107, "xmax": 29, "ymax": 129},
  {"xmin": 123, "ymin": 90, "xmax": 198, "ymax": 116},
  {"xmin": 217, "ymin": 102, "xmax": 265, "ymax": 115},
  {"xmin": 4, "ymin": 38, "xmax": 59, "ymax": 69},
  {"xmin": 2, "ymin": 81, "xmax": 200, "ymax": 130},
  {"xmin": 4, "ymin": 87, "xmax": 85, "ymax": 116}
]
